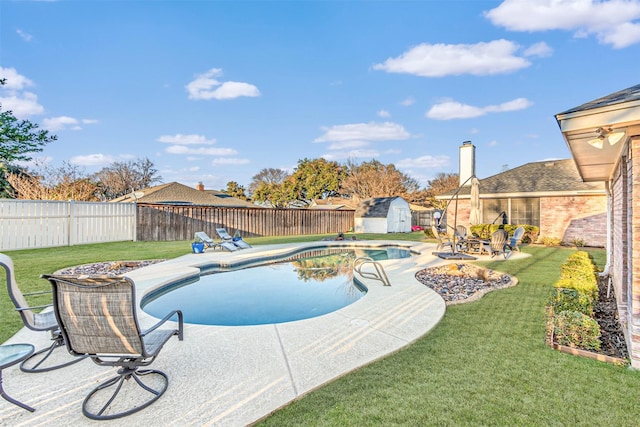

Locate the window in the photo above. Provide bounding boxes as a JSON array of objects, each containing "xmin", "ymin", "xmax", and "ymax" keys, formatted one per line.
[{"xmin": 482, "ymin": 198, "xmax": 540, "ymax": 227}]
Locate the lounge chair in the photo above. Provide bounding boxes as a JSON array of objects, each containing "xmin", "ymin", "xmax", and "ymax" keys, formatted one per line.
[
  {"xmin": 431, "ymin": 225, "xmax": 453, "ymax": 252},
  {"xmin": 482, "ymin": 229, "xmax": 512, "ymax": 259},
  {"xmin": 194, "ymin": 231, "xmax": 238, "ymax": 252},
  {"xmin": 510, "ymin": 226, "xmax": 525, "ymax": 252},
  {"xmin": 42, "ymin": 274, "xmax": 184, "ymax": 420},
  {"xmin": 0, "ymin": 253, "xmax": 85, "ymax": 373},
  {"xmin": 215, "ymin": 228, "xmax": 251, "ymax": 249}
]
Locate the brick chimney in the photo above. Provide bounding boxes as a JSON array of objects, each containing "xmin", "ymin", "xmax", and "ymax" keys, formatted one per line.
[
  {"xmin": 196, "ymin": 182, "xmax": 205, "ymax": 191},
  {"xmin": 459, "ymin": 141, "xmax": 476, "ymax": 187}
]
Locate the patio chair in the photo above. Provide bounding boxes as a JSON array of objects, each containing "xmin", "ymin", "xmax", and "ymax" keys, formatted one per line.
[
  {"xmin": 194, "ymin": 231, "xmax": 238, "ymax": 252},
  {"xmin": 215, "ymin": 228, "xmax": 251, "ymax": 249},
  {"xmin": 510, "ymin": 226, "xmax": 525, "ymax": 252},
  {"xmin": 42, "ymin": 274, "xmax": 184, "ymax": 420},
  {"xmin": 454, "ymin": 225, "xmax": 470, "ymax": 252},
  {"xmin": 0, "ymin": 253, "xmax": 85, "ymax": 373},
  {"xmin": 431, "ymin": 225, "xmax": 453, "ymax": 252},
  {"xmin": 482, "ymin": 229, "xmax": 512, "ymax": 259}
]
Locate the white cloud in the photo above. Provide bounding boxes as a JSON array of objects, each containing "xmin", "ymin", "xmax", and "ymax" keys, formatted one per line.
[
  {"xmin": 0, "ymin": 92, "xmax": 44, "ymax": 118},
  {"xmin": 426, "ymin": 97, "xmax": 533, "ymax": 120},
  {"xmin": 322, "ymin": 149, "xmax": 381, "ymax": 161},
  {"xmin": 396, "ymin": 155, "xmax": 450, "ymax": 169},
  {"xmin": 328, "ymin": 140, "xmax": 369, "ymax": 150},
  {"xmin": 43, "ymin": 116, "xmax": 80, "ymax": 131},
  {"xmin": 314, "ymin": 121, "xmax": 410, "ymax": 143},
  {"xmin": 186, "ymin": 68, "xmax": 260, "ymax": 100},
  {"xmin": 16, "ymin": 29, "xmax": 33, "ymax": 42},
  {"xmin": 70, "ymin": 154, "xmax": 116, "ymax": 167},
  {"xmin": 373, "ymin": 39, "xmax": 530, "ymax": 77},
  {"xmin": 377, "ymin": 109, "xmax": 391, "ymax": 118},
  {"xmin": 401, "ymin": 97, "xmax": 416, "ymax": 106},
  {"xmin": 0, "ymin": 67, "xmax": 34, "ymax": 90},
  {"xmin": 523, "ymin": 41, "xmax": 554, "ymax": 57},
  {"xmin": 211, "ymin": 157, "xmax": 250, "ymax": 165},
  {"xmin": 485, "ymin": 0, "xmax": 640, "ymax": 48},
  {"xmin": 165, "ymin": 145, "xmax": 238, "ymax": 156},
  {"xmin": 157, "ymin": 134, "xmax": 216, "ymax": 145}
]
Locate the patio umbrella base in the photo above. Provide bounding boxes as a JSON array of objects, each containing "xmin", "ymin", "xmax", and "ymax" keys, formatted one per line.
[{"xmin": 433, "ymin": 252, "xmax": 477, "ymax": 260}]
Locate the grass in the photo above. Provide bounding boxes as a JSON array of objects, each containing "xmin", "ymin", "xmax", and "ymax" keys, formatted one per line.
[
  {"xmin": 257, "ymin": 245, "xmax": 640, "ymax": 426},
  {"xmin": 2, "ymin": 235, "xmax": 640, "ymax": 424}
]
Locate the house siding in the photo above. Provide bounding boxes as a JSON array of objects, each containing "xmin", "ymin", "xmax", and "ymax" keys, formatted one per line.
[{"xmin": 540, "ymin": 195, "xmax": 607, "ymax": 247}]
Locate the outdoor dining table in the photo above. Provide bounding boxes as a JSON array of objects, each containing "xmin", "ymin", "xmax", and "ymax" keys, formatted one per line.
[
  {"xmin": 0, "ymin": 343, "xmax": 35, "ymax": 412},
  {"xmin": 463, "ymin": 238, "xmax": 489, "ymax": 255}
]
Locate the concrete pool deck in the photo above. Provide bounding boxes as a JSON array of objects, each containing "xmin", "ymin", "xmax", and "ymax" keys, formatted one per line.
[{"xmin": 1, "ymin": 240, "xmax": 525, "ymax": 426}]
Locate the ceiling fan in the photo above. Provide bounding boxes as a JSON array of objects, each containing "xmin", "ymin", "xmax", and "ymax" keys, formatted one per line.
[{"xmin": 587, "ymin": 127, "xmax": 625, "ymax": 149}]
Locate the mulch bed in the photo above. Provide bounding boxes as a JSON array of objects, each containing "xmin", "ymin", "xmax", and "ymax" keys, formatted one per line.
[
  {"xmin": 56, "ymin": 260, "xmax": 165, "ymax": 276},
  {"xmin": 415, "ymin": 263, "xmax": 514, "ymax": 305}
]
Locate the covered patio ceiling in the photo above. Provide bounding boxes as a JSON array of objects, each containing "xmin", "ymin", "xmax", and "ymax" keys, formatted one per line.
[{"xmin": 555, "ymin": 84, "xmax": 640, "ymax": 182}]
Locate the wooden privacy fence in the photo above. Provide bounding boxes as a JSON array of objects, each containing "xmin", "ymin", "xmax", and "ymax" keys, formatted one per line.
[
  {"xmin": 136, "ymin": 204, "xmax": 355, "ymax": 241},
  {"xmin": 0, "ymin": 200, "xmax": 136, "ymax": 251}
]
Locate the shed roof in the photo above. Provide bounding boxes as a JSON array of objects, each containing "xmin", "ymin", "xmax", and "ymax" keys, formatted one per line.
[{"xmin": 355, "ymin": 196, "xmax": 405, "ymax": 218}]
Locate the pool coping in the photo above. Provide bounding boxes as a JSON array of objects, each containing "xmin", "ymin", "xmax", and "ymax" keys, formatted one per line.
[{"xmin": 2, "ymin": 240, "xmax": 520, "ymax": 426}]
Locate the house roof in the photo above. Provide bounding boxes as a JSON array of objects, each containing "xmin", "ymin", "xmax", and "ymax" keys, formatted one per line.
[
  {"xmin": 555, "ymin": 83, "xmax": 640, "ymax": 182},
  {"xmin": 438, "ymin": 159, "xmax": 605, "ymax": 198},
  {"xmin": 309, "ymin": 197, "xmax": 357, "ymax": 210},
  {"xmin": 355, "ymin": 196, "xmax": 405, "ymax": 218},
  {"xmin": 109, "ymin": 182, "xmax": 257, "ymax": 207}
]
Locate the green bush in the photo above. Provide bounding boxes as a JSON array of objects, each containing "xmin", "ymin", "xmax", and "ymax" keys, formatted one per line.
[
  {"xmin": 549, "ymin": 288, "xmax": 594, "ymax": 316},
  {"xmin": 468, "ymin": 224, "xmax": 539, "ymax": 242},
  {"xmin": 552, "ymin": 310, "xmax": 601, "ymax": 351},
  {"xmin": 541, "ymin": 236, "xmax": 562, "ymax": 246}
]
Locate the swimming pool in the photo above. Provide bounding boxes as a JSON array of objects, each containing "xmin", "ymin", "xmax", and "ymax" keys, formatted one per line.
[{"xmin": 141, "ymin": 246, "xmax": 413, "ymax": 326}]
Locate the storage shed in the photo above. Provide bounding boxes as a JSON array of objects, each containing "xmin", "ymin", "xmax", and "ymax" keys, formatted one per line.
[{"xmin": 354, "ymin": 197, "xmax": 412, "ymax": 233}]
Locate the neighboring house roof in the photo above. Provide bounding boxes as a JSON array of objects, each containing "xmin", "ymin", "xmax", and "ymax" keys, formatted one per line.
[
  {"xmin": 309, "ymin": 197, "xmax": 357, "ymax": 210},
  {"xmin": 438, "ymin": 159, "xmax": 605, "ymax": 198},
  {"xmin": 355, "ymin": 196, "xmax": 406, "ymax": 218},
  {"xmin": 109, "ymin": 182, "xmax": 256, "ymax": 207}
]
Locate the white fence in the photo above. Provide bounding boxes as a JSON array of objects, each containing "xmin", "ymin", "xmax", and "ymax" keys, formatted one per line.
[{"xmin": 0, "ymin": 200, "xmax": 136, "ymax": 251}]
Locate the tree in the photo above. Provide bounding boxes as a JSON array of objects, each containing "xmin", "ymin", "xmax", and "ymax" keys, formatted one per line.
[
  {"xmin": 340, "ymin": 159, "xmax": 418, "ymax": 200},
  {"xmin": 93, "ymin": 157, "xmax": 162, "ymax": 200},
  {"xmin": 251, "ymin": 158, "xmax": 345, "ymax": 207},
  {"xmin": 425, "ymin": 172, "xmax": 459, "ymax": 209},
  {"xmin": 286, "ymin": 158, "xmax": 346, "ymax": 206},
  {"xmin": 0, "ymin": 78, "xmax": 57, "ymax": 197},
  {"xmin": 248, "ymin": 167, "xmax": 289, "ymax": 197},
  {"xmin": 224, "ymin": 181, "xmax": 248, "ymax": 200},
  {"xmin": 6, "ymin": 161, "xmax": 101, "ymax": 200}
]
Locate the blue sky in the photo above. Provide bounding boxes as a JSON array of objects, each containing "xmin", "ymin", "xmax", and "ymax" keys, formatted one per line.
[{"xmin": 2, "ymin": 0, "xmax": 640, "ymax": 192}]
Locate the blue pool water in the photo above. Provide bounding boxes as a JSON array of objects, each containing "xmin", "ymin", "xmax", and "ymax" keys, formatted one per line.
[{"xmin": 141, "ymin": 247, "xmax": 413, "ymax": 326}]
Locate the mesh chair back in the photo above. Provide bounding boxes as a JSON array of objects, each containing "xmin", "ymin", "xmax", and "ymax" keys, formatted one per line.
[
  {"xmin": 0, "ymin": 253, "xmax": 36, "ymax": 328},
  {"xmin": 216, "ymin": 228, "xmax": 233, "ymax": 241},
  {"xmin": 50, "ymin": 275, "xmax": 144, "ymax": 357}
]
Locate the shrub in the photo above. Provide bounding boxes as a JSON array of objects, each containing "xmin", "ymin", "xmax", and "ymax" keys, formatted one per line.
[
  {"xmin": 468, "ymin": 224, "xmax": 539, "ymax": 242},
  {"xmin": 541, "ymin": 236, "xmax": 562, "ymax": 246},
  {"xmin": 552, "ymin": 310, "xmax": 601, "ymax": 351},
  {"xmin": 572, "ymin": 238, "xmax": 585, "ymax": 247},
  {"xmin": 549, "ymin": 288, "xmax": 595, "ymax": 316}
]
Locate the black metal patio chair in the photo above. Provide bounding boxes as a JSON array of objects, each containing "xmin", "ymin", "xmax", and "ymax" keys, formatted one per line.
[{"xmin": 42, "ymin": 274, "xmax": 184, "ymax": 420}]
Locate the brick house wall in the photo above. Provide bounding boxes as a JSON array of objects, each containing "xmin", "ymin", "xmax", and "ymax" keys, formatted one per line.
[
  {"xmin": 611, "ymin": 130, "xmax": 640, "ymax": 369},
  {"xmin": 444, "ymin": 195, "xmax": 606, "ymax": 247},
  {"xmin": 540, "ymin": 195, "xmax": 607, "ymax": 247}
]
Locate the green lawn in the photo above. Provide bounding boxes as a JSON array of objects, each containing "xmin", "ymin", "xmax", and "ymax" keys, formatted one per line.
[{"xmin": 2, "ymin": 235, "xmax": 640, "ymax": 424}]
